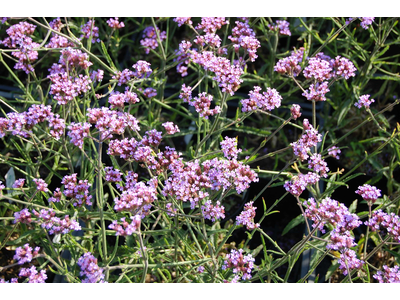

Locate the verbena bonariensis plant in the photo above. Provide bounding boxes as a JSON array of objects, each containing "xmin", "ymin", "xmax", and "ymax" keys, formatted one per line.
[{"xmin": 0, "ymin": 17, "xmax": 399, "ymax": 283}]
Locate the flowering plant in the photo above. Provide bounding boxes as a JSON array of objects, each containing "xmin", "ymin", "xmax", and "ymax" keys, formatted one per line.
[{"xmin": 0, "ymin": 17, "xmax": 400, "ymax": 283}]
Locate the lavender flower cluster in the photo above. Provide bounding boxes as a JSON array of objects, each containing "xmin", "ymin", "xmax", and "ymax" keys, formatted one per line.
[{"xmin": 222, "ymin": 249, "xmax": 255, "ymax": 281}]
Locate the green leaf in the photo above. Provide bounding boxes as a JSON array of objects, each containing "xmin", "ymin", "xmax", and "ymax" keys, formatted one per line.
[
  {"xmin": 337, "ymin": 98, "xmax": 352, "ymax": 126},
  {"xmin": 325, "ymin": 262, "xmax": 339, "ymax": 282},
  {"xmin": 348, "ymin": 199, "xmax": 358, "ymax": 214},
  {"xmin": 100, "ymin": 41, "xmax": 116, "ymax": 70},
  {"xmin": 282, "ymin": 214, "xmax": 304, "ymax": 236}
]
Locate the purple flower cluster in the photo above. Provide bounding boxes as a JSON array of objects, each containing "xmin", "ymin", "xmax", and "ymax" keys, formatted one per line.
[
  {"xmin": 34, "ymin": 208, "xmax": 82, "ymax": 234},
  {"xmin": 12, "ymin": 178, "xmax": 25, "ymax": 189},
  {"xmin": 355, "ymin": 94, "xmax": 375, "ymax": 109},
  {"xmin": 201, "ymin": 200, "xmax": 225, "ymax": 222},
  {"xmin": 19, "ymin": 266, "xmax": 47, "ymax": 283},
  {"xmin": 80, "ymin": 20, "xmax": 100, "ymax": 43},
  {"xmin": 355, "ymin": 184, "xmax": 381, "ymax": 204},
  {"xmin": 228, "ymin": 20, "xmax": 260, "ymax": 62},
  {"xmin": 163, "ymin": 157, "xmax": 258, "ymax": 209},
  {"xmin": 0, "ymin": 104, "xmax": 65, "ymax": 140},
  {"xmin": 104, "ymin": 167, "xmax": 123, "ymax": 182},
  {"xmin": 195, "ymin": 17, "xmax": 229, "ymax": 34},
  {"xmin": 308, "ymin": 153, "xmax": 329, "ymax": 177},
  {"xmin": 220, "ymin": 136, "xmax": 242, "ymax": 160},
  {"xmin": 290, "ymin": 119, "xmax": 322, "ymax": 161},
  {"xmin": 328, "ymin": 146, "xmax": 341, "ymax": 159},
  {"xmin": 45, "ymin": 18, "xmax": 74, "ymax": 49},
  {"xmin": 186, "ymin": 92, "xmax": 221, "ymax": 119},
  {"xmin": 302, "ymin": 81, "xmax": 330, "ymax": 102},
  {"xmin": 77, "ymin": 252, "xmax": 106, "ymax": 283},
  {"xmin": 373, "ymin": 265, "xmax": 400, "ymax": 283},
  {"xmin": 173, "ymin": 41, "xmax": 192, "ymax": 77},
  {"xmin": 240, "ymin": 86, "xmax": 282, "ymax": 112},
  {"xmin": 284, "ymin": 172, "xmax": 320, "ymax": 197},
  {"xmin": 13, "ymin": 208, "xmax": 32, "ymax": 224},
  {"xmin": 61, "ymin": 173, "xmax": 93, "ymax": 207},
  {"xmin": 268, "ymin": 20, "xmax": 291, "ymax": 36},
  {"xmin": 290, "ymin": 104, "xmax": 302, "ymax": 120},
  {"xmin": 140, "ymin": 26, "xmax": 166, "ymax": 54},
  {"xmin": 0, "ymin": 21, "xmax": 39, "ymax": 73},
  {"xmin": 33, "ymin": 178, "xmax": 49, "ymax": 192},
  {"xmin": 107, "ymin": 18, "xmax": 125, "ymax": 29},
  {"xmin": 173, "ymin": 17, "xmax": 192, "ymax": 27},
  {"xmin": 113, "ymin": 178, "xmax": 158, "ymax": 216},
  {"xmin": 274, "ymin": 48, "xmax": 304, "ymax": 77},
  {"xmin": 365, "ymin": 209, "xmax": 400, "ymax": 242},
  {"xmin": 162, "ymin": 122, "xmax": 180, "ymax": 134},
  {"xmin": 236, "ymin": 201, "xmax": 260, "ymax": 230},
  {"xmin": 67, "ymin": 122, "xmax": 91, "ymax": 149},
  {"xmin": 303, "ymin": 57, "xmax": 332, "ymax": 82},
  {"xmin": 13, "ymin": 244, "xmax": 40, "ymax": 265},
  {"xmin": 108, "ymin": 215, "xmax": 141, "ymax": 236},
  {"xmin": 303, "ymin": 197, "xmax": 363, "ymax": 275},
  {"xmin": 190, "ymin": 50, "xmax": 243, "ymax": 96},
  {"xmin": 87, "ymin": 106, "xmax": 140, "ymax": 140},
  {"xmin": 222, "ymin": 249, "xmax": 255, "ymax": 281},
  {"xmin": 360, "ymin": 17, "xmax": 375, "ymax": 29}
]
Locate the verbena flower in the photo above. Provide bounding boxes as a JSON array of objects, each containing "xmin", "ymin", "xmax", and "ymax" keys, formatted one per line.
[
  {"xmin": 303, "ymin": 57, "xmax": 333, "ymax": 82},
  {"xmin": 33, "ymin": 178, "xmax": 48, "ymax": 192},
  {"xmin": 13, "ymin": 208, "xmax": 32, "ymax": 224},
  {"xmin": 338, "ymin": 249, "xmax": 364, "ymax": 275},
  {"xmin": 302, "ymin": 81, "xmax": 330, "ymax": 102},
  {"xmin": 80, "ymin": 20, "xmax": 100, "ymax": 43},
  {"xmin": 356, "ymin": 184, "xmax": 381, "ymax": 204},
  {"xmin": 201, "ymin": 200, "xmax": 225, "ymax": 222},
  {"xmin": 268, "ymin": 20, "xmax": 291, "ymax": 36},
  {"xmin": 19, "ymin": 266, "xmax": 47, "ymax": 283},
  {"xmin": 240, "ymin": 86, "xmax": 282, "ymax": 112},
  {"xmin": 308, "ymin": 153, "xmax": 329, "ymax": 178},
  {"xmin": 132, "ymin": 60, "xmax": 152, "ymax": 78},
  {"xmin": 222, "ymin": 249, "xmax": 255, "ymax": 281},
  {"xmin": 140, "ymin": 26, "xmax": 166, "ymax": 54},
  {"xmin": 374, "ymin": 265, "xmax": 400, "ymax": 283},
  {"xmin": 107, "ymin": 18, "xmax": 124, "ymax": 29},
  {"xmin": 220, "ymin": 136, "xmax": 242, "ymax": 160},
  {"xmin": 34, "ymin": 208, "xmax": 82, "ymax": 234},
  {"xmin": 290, "ymin": 104, "xmax": 301, "ymax": 120},
  {"xmin": 328, "ymin": 146, "xmax": 341, "ymax": 159},
  {"xmin": 67, "ymin": 122, "xmax": 91, "ymax": 149},
  {"xmin": 77, "ymin": 252, "xmax": 106, "ymax": 283},
  {"xmin": 195, "ymin": 17, "xmax": 228, "ymax": 34},
  {"xmin": 12, "ymin": 178, "xmax": 25, "ymax": 189},
  {"xmin": 61, "ymin": 173, "xmax": 93, "ymax": 207},
  {"xmin": 173, "ymin": 17, "xmax": 192, "ymax": 27},
  {"xmin": 355, "ymin": 94, "xmax": 375, "ymax": 109},
  {"xmin": 162, "ymin": 122, "xmax": 180, "ymax": 134},
  {"xmin": 236, "ymin": 201, "xmax": 260, "ymax": 230},
  {"xmin": 108, "ymin": 215, "xmax": 141, "ymax": 236},
  {"xmin": 104, "ymin": 167, "xmax": 123, "ymax": 183},
  {"xmin": 13, "ymin": 244, "xmax": 40, "ymax": 265}
]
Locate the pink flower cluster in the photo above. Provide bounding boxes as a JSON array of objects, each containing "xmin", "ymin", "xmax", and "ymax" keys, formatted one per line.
[
  {"xmin": 87, "ymin": 107, "xmax": 140, "ymax": 140},
  {"xmin": 222, "ymin": 249, "xmax": 255, "ymax": 281},
  {"xmin": 228, "ymin": 19, "xmax": 260, "ymax": 62},
  {"xmin": 67, "ymin": 122, "xmax": 91, "ymax": 149},
  {"xmin": 190, "ymin": 51, "xmax": 243, "ymax": 96},
  {"xmin": 173, "ymin": 17, "xmax": 192, "ymax": 27},
  {"xmin": 13, "ymin": 244, "xmax": 40, "ymax": 265},
  {"xmin": 190, "ymin": 92, "xmax": 221, "ymax": 119},
  {"xmin": 201, "ymin": 200, "xmax": 225, "ymax": 222},
  {"xmin": 80, "ymin": 20, "xmax": 100, "ymax": 43},
  {"xmin": 290, "ymin": 104, "xmax": 302, "ymax": 120},
  {"xmin": 0, "ymin": 104, "xmax": 65, "ymax": 140},
  {"xmin": 163, "ymin": 154, "xmax": 258, "ymax": 209},
  {"xmin": 45, "ymin": 18, "xmax": 74, "ymax": 48},
  {"xmin": 284, "ymin": 172, "xmax": 320, "ymax": 197},
  {"xmin": 162, "ymin": 122, "xmax": 180, "ymax": 134},
  {"xmin": 268, "ymin": 20, "xmax": 291, "ymax": 36},
  {"xmin": 374, "ymin": 265, "xmax": 400, "ymax": 283},
  {"xmin": 195, "ymin": 17, "xmax": 229, "ymax": 34},
  {"xmin": 19, "ymin": 266, "xmax": 47, "ymax": 283},
  {"xmin": 174, "ymin": 40, "xmax": 192, "ymax": 77},
  {"xmin": 236, "ymin": 201, "xmax": 260, "ymax": 230},
  {"xmin": 290, "ymin": 119, "xmax": 322, "ymax": 161},
  {"xmin": 12, "ymin": 178, "xmax": 25, "ymax": 189},
  {"xmin": 33, "ymin": 178, "xmax": 49, "ymax": 192},
  {"xmin": 108, "ymin": 215, "xmax": 141, "ymax": 236},
  {"xmin": 240, "ymin": 86, "xmax": 282, "ymax": 112},
  {"xmin": 355, "ymin": 94, "xmax": 375, "ymax": 109},
  {"xmin": 303, "ymin": 197, "xmax": 363, "ymax": 275},
  {"xmin": 107, "ymin": 18, "xmax": 125, "ymax": 29},
  {"xmin": 355, "ymin": 184, "xmax": 381, "ymax": 204},
  {"xmin": 77, "ymin": 252, "xmax": 106, "ymax": 283},
  {"xmin": 104, "ymin": 167, "xmax": 123, "ymax": 182},
  {"xmin": 302, "ymin": 81, "xmax": 330, "ymax": 102},
  {"xmin": 0, "ymin": 21, "xmax": 39, "ymax": 73},
  {"xmin": 220, "ymin": 136, "xmax": 242, "ymax": 160},
  {"xmin": 113, "ymin": 177, "xmax": 158, "ymax": 217},
  {"xmin": 13, "ymin": 207, "xmax": 81, "ymax": 235},
  {"xmin": 365, "ymin": 209, "xmax": 400, "ymax": 242},
  {"xmin": 308, "ymin": 153, "xmax": 329, "ymax": 177},
  {"xmin": 140, "ymin": 26, "xmax": 166, "ymax": 54},
  {"xmin": 61, "ymin": 173, "xmax": 93, "ymax": 207},
  {"xmin": 328, "ymin": 146, "xmax": 341, "ymax": 159},
  {"xmin": 274, "ymin": 48, "xmax": 304, "ymax": 77}
]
